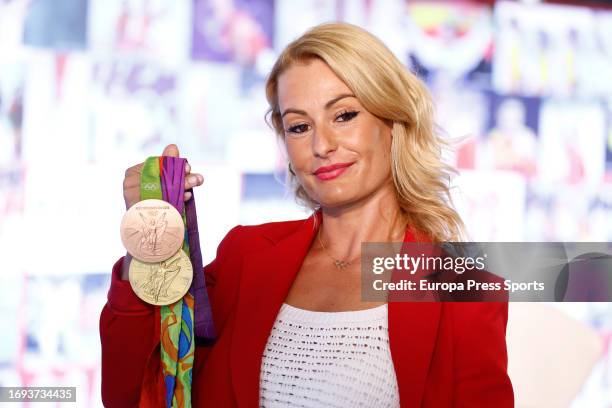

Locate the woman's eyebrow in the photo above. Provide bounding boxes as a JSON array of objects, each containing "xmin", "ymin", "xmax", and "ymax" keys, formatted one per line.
[{"xmin": 281, "ymin": 93, "xmax": 356, "ymax": 118}]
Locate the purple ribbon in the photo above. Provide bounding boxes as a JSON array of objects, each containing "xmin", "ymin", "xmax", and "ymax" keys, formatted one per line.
[
  {"xmin": 161, "ymin": 156, "xmax": 186, "ymax": 214},
  {"xmin": 161, "ymin": 156, "xmax": 216, "ymax": 343},
  {"xmin": 185, "ymin": 183, "xmax": 216, "ymax": 343}
]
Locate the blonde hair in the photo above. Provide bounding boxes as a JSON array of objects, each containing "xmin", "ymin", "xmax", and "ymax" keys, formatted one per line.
[{"xmin": 264, "ymin": 22, "xmax": 465, "ymax": 242}]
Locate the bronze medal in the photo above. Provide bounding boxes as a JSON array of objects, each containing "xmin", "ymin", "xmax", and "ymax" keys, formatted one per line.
[
  {"xmin": 120, "ymin": 198, "xmax": 185, "ymax": 263},
  {"xmin": 128, "ymin": 248, "xmax": 193, "ymax": 306}
]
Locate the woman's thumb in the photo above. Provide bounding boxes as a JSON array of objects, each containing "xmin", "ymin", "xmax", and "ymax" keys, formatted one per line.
[{"xmin": 162, "ymin": 144, "xmax": 180, "ymax": 157}]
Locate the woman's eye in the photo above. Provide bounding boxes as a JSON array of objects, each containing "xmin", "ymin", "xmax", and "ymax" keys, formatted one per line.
[
  {"xmin": 285, "ymin": 111, "xmax": 358, "ymax": 135},
  {"xmin": 336, "ymin": 110, "xmax": 359, "ymax": 122},
  {"xmin": 287, "ymin": 123, "xmax": 310, "ymax": 134}
]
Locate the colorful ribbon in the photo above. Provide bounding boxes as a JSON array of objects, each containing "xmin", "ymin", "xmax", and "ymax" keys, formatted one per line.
[{"xmin": 139, "ymin": 156, "xmax": 215, "ymax": 407}]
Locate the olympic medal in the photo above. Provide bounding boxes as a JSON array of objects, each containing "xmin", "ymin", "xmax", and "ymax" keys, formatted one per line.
[
  {"xmin": 120, "ymin": 199, "xmax": 184, "ymax": 263},
  {"xmin": 128, "ymin": 249, "xmax": 193, "ymax": 305}
]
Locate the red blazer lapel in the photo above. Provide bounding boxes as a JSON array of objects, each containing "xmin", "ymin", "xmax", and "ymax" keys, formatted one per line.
[
  {"xmin": 389, "ymin": 227, "xmax": 442, "ymax": 407},
  {"xmin": 388, "ymin": 301, "xmax": 441, "ymax": 406},
  {"xmin": 229, "ymin": 213, "xmax": 320, "ymax": 407}
]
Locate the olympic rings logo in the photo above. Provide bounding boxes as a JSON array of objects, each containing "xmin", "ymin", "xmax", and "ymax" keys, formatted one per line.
[{"xmin": 143, "ymin": 183, "xmax": 159, "ymax": 191}]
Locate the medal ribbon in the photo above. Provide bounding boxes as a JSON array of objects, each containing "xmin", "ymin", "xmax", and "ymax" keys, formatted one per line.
[
  {"xmin": 139, "ymin": 156, "xmax": 216, "ymax": 408},
  {"xmin": 184, "ymin": 179, "xmax": 216, "ymax": 342},
  {"xmin": 161, "ymin": 156, "xmax": 216, "ymax": 341}
]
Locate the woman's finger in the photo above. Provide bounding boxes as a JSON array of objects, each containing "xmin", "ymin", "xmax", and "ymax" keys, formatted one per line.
[
  {"xmin": 185, "ymin": 173, "xmax": 204, "ymax": 189},
  {"xmin": 184, "ymin": 191, "xmax": 192, "ymax": 201},
  {"xmin": 125, "ymin": 162, "xmax": 143, "ymax": 177}
]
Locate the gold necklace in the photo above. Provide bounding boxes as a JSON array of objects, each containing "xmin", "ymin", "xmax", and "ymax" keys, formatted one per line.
[{"xmin": 317, "ymin": 228, "xmax": 359, "ymax": 269}]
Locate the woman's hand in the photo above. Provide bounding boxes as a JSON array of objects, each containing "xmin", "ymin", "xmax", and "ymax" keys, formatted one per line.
[
  {"xmin": 120, "ymin": 144, "xmax": 204, "ymax": 280},
  {"xmin": 122, "ymin": 144, "xmax": 205, "ymax": 210}
]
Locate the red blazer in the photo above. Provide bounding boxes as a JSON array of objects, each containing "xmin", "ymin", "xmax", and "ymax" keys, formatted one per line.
[{"xmin": 100, "ymin": 213, "xmax": 514, "ymax": 407}]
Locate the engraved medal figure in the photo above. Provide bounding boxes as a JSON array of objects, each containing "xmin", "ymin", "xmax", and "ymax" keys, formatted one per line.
[
  {"xmin": 129, "ymin": 249, "xmax": 193, "ymax": 306},
  {"xmin": 120, "ymin": 198, "xmax": 185, "ymax": 263}
]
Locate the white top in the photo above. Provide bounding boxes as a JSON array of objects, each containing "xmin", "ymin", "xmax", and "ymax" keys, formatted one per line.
[{"xmin": 259, "ymin": 303, "xmax": 400, "ymax": 408}]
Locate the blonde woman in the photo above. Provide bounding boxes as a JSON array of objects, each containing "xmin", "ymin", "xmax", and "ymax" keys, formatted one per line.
[{"xmin": 101, "ymin": 22, "xmax": 513, "ymax": 407}]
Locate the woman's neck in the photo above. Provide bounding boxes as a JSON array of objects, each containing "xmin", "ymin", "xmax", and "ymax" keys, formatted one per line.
[{"xmin": 318, "ymin": 185, "xmax": 406, "ymax": 260}]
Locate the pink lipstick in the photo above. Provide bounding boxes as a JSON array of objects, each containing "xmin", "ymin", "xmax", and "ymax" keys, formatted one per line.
[{"xmin": 313, "ymin": 162, "xmax": 355, "ymax": 181}]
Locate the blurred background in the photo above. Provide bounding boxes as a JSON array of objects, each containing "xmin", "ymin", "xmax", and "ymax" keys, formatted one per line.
[{"xmin": 0, "ymin": 0, "xmax": 611, "ymax": 406}]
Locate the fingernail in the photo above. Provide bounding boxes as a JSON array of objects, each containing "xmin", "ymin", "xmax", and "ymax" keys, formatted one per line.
[{"xmin": 188, "ymin": 175, "xmax": 197, "ymax": 184}]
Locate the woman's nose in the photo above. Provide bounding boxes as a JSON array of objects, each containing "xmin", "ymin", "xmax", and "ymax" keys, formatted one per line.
[{"xmin": 311, "ymin": 125, "xmax": 338, "ymax": 158}]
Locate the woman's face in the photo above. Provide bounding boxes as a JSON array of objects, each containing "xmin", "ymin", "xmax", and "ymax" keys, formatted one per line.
[{"xmin": 278, "ymin": 58, "xmax": 394, "ymax": 209}]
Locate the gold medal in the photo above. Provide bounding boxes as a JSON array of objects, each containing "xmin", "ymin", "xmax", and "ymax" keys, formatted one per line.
[
  {"xmin": 128, "ymin": 249, "xmax": 193, "ymax": 306},
  {"xmin": 120, "ymin": 199, "xmax": 185, "ymax": 263}
]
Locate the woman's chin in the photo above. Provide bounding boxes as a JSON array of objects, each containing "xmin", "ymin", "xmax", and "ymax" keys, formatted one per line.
[{"xmin": 314, "ymin": 194, "xmax": 362, "ymax": 210}]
